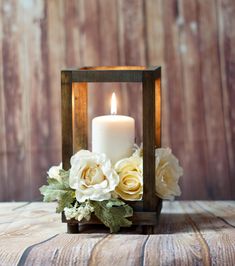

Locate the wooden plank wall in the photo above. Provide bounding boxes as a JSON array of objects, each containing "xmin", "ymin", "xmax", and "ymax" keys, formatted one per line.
[{"xmin": 0, "ymin": 0, "xmax": 234, "ymax": 201}]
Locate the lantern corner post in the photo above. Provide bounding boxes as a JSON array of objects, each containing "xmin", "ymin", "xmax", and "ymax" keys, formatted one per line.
[{"xmin": 61, "ymin": 70, "xmax": 73, "ymax": 171}]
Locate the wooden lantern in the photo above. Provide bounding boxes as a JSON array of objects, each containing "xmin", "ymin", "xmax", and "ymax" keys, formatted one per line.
[{"xmin": 61, "ymin": 66, "xmax": 162, "ymax": 234}]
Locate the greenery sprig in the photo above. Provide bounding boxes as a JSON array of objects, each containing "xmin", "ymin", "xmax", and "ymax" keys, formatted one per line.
[{"xmin": 40, "ymin": 170, "xmax": 133, "ymax": 233}]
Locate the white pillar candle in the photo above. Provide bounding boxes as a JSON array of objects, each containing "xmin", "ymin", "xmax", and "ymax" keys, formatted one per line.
[{"xmin": 92, "ymin": 93, "xmax": 135, "ymax": 164}]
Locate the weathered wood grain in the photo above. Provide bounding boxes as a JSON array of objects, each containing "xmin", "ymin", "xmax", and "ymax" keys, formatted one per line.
[
  {"xmin": 0, "ymin": 202, "xmax": 64, "ymax": 266},
  {"xmin": 217, "ymin": 0, "xmax": 235, "ymax": 197},
  {"xmin": 0, "ymin": 0, "xmax": 234, "ymax": 200},
  {"xmin": 178, "ymin": 0, "xmax": 210, "ymax": 199},
  {"xmin": 0, "ymin": 1, "xmax": 8, "ymax": 201},
  {"xmin": 196, "ymin": 200, "xmax": 235, "ymax": 226},
  {"xmin": 161, "ymin": 0, "xmax": 189, "ymax": 197},
  {"xmin": 182, "ymin": 201, "xmax": 235, "ymax": 265},
  {"xmin": 26, "ymin": 0, "xmax": 52, "ymax": 200},
  {"xmin": 64, "ymin": 0, "xmax": 81, "ymax": 67},
  {"xmin": 0, "ymin": 201, "xmax": 234, "ymax": 265},
  {"xmin": 1, "ymin": 0, "xmax": 31, "ymax": 201},
  {"xmin": 197, "ymin": 0, "xmax": 231, "ymax": 199},
  {"xmin": 46, "ymin": 0, "xmax": 64, "ymax": 165}
]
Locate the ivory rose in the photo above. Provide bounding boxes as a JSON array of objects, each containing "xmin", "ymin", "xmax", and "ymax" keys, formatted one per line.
[
  {"xmin": 117, "ymin": 145, "xmax": 183, "ymax": 201},
  {"xmin": 115, "ymin": 156, "xmax": 142, "ymax": 174},
  {"xmin": 115, "ymin": 157, "xmax": 143, "ymax": 201},
  {"xmin": 47, "ymin": 163, "xmax": 62, "ymax": 183},
  {"xmin": 155, "ymin": 148, "xmax": 183, "ymax": 200},
  {"xmin": 69, "ymin": 150, "xmax": 119, "ymax": 202}
]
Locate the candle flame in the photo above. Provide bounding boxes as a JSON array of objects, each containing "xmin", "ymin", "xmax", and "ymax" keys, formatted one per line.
[{"xmin": 111, "ymin": 92, "xmax": 117, "ymax": 115}]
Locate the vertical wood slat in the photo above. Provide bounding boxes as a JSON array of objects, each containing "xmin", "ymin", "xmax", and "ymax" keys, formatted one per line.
[
  {"xmin": 143, "ymin": 71, "xmax": 157, "ymax": 212},
  {"xmin": 72, "ymin": 82, "xmax": 88, "ymax": 152},
  {"xmin": 196, "ymin": 0, "xmax": 231, "ymax": 198},
  {"xmin": 61, "ymin": 77, "xmax": 88, "ymax": 170},
  {"xmin": 64, "ymin": 0, "xmax": 81, "ymax": 67},
  {"xmin": 161, "ymin": 0, "xmax": 187, "ymax": 192},
  {"xmin": 61, "ymin": 71, "xmax": 73, "ymax": 170},
  {"xmin": 0, "ymin": 0, "xmax": 8, "ymax": 200},
  {"xmin": 217, "ymin": 0, "xmax": 235, "ymax": 197},
  {"xmin": 29, "ymin": 0, "xmax": 51, "ymax": 200},
  {"xmin": 1, "ymin": 0, "xmax": 28, "ymax": 200},
  {"xmin": 46, "ymin": 0, "xmax": 65, "ymax": 163},
  {"xmin": 155, "ymin": 70, "xmax": 161, "ymax": 148}
]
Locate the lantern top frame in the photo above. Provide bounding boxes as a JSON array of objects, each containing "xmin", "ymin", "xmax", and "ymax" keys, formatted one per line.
[{"xmin": 61, "ymin": 65, "xmax": 161, "ymax": 83}]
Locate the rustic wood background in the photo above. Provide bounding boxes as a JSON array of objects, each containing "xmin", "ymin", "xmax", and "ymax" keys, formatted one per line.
[{"xmin": 0, "ymin": 0, "xmax": 234, "ymax": 201}]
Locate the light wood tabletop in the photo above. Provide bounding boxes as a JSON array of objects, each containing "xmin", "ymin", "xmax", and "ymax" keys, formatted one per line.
[{"xmin": 0, "ymin": 201, "xmax": 234, "ymax": 266}]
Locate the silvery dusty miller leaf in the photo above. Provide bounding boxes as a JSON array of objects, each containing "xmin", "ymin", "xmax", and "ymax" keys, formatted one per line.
[
  {"xmin": 39, "ymin": 177, "xmax": 75, "ymax": 213},
  {"xmin": 91, "ymin": 199, "xmax": 133, "ymax": 233},
  {"xmin": 106, "ymin": 198, "xmax": 126, "ymax": 208}
]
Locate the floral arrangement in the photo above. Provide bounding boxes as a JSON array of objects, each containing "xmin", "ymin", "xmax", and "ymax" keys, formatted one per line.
[{"xmin": 40, "ymin": 145, "xmax": 183, "ymax": 233}]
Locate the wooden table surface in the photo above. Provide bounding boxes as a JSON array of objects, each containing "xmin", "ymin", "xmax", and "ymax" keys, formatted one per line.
[{"xmin": 0, "ymin": 201, "xmax": 234, "ymax": 266}]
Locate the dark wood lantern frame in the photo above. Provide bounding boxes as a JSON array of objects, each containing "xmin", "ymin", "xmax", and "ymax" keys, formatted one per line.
[{"xmin": 61, "ymin": 66, "xmax": 162, "ymax": 234}]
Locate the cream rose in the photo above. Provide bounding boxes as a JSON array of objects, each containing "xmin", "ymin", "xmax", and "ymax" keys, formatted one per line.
[
  {"xmin": 115, "ymin": 157, "xmax": 143, "ymax": 201},
  {"xmin": 115, "ymin": 156, "xmax": 142, "ymax": 174},
  {"xmin": 69, "ymin": 150, "xmax": 119, "ymax": 202},
  {"xmin": 47, "ymin": 163, "xmax": 62, "ymax": 183},
  {"xmin": 132, "ymin": 143, "xmax": 143, "ymax": 158},
  {"xmin": 155, "ymin": 148, "xmax": 183, "ymax": 200}
]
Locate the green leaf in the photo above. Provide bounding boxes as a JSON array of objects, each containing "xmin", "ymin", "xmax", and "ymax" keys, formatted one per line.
[
  {"xmin": 59, "ymin": 169, "xmax": 70, "ymax": 187},
  {"xmin": 91, "ymin": 199, "xmax": 133, "ymax": 233},
  {"xmin": 59, "ymin": 169, "xmax": 69, "ymax": 178},
  {"xmin": 56, "ymin": 190, "xmax": 75, "ymax": 213},
  {"xmin": 39, "ymin": 177, "xmax": 75, "ymax": 213},
  {"xmin": 106, "ymin": 198, "xmax": 126, "ymax": 208}
]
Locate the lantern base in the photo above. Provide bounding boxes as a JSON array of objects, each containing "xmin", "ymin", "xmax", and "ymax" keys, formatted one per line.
[{"xmin": 62, "ymin": 199, "xmax": 162, "ymax": 234}]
